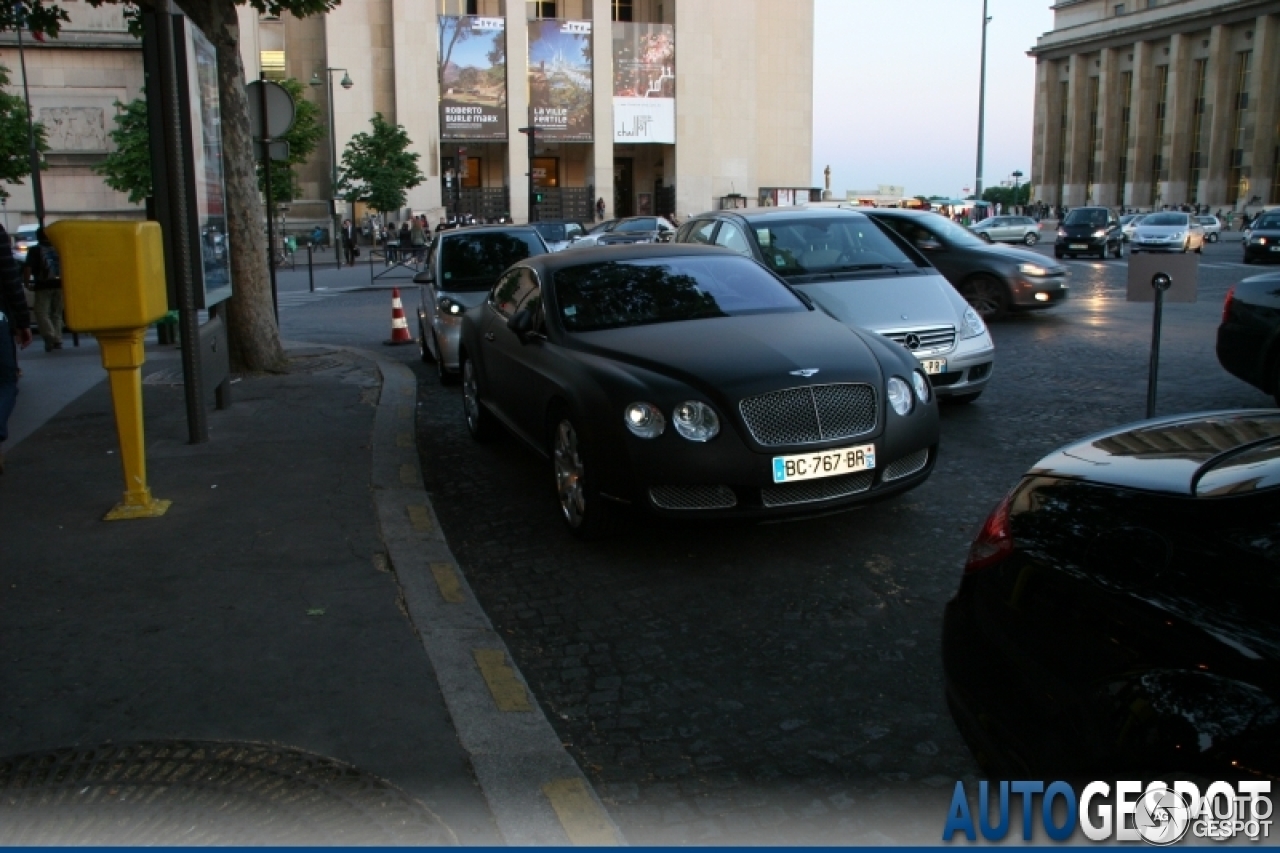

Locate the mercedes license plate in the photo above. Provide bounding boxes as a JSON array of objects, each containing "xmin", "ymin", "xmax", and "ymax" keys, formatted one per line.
[
  {"xmin": 772, "ymin": 443, "xmax": 875, "ymax": 483},
  {"xmin": 920, "ymin": 358, "xmax": 947, "ymax": 375}
]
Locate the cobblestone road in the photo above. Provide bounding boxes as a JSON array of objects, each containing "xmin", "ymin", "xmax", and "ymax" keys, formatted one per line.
[{"xmin": 410, "ymin": 239, "xmax": 1274, "ymax": 844}]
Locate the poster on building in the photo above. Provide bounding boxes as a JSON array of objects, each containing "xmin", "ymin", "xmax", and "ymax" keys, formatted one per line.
[
  {"xmin": 612, "ymin": 22, "xmax": 674, "ymax": 144},
  {"xmin": 439, "ymin": 16, "xmax": 508, "ymax": 139},
  {"xmin": 528, "ymin": 19, "xmax": 593, "ymax": 141}
]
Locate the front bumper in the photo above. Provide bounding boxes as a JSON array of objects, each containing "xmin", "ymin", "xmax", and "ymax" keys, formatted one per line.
[
  {"xmin": 1244, "ymin": 242, "xmax": 1280, "ymax": 262},
  {"xmin": 924, "ymin": 332, "xmax": 994, "ymax": 398},
  {"xmin": 1010, "ymin": 274, "xmax": 1069, "ymax": 309},
  {"xmin": 1055, "ymin": 236, "xmax": 1107, "ymax": 254}
]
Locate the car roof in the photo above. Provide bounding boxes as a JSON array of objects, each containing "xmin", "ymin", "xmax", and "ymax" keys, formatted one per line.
[
  {"xmin": 438, "ymin": 225, "xmax": 541, "ymax": 237},
  {"xmin": 690, "ymin": 207, "xmax": 871, "ymax": 223},
  {"xmin": 523, "ymin": 242, "xmax": 738, "ymax": 272}
]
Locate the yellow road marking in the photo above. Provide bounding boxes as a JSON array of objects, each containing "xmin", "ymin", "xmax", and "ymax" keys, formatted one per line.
[
  {"xmin": 473, "ymin": 649, "xmax": 532, "ymax": 712},
  {"xmin": 542, "ymin": 778, "xmax": 620, "ymax": 846},
  {"xmin": 430, "ymin": 562, "xmax": 466, "ymax": 603},
  {"xmin": 400, "ymin": 463, "xmax": 418, "ymax": 484},
  {"xmin": 396, "ymin": 432, "xmax": 412, "ymax": 448},
  {"xmin": 407, "ymin": 504, "xmax": 434, "ymax": 532}
]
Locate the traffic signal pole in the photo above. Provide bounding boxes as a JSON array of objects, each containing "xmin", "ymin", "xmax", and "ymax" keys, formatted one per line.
[{"xmin": 517, "ymin": 124, "xmax": 540, "ymax": 223}]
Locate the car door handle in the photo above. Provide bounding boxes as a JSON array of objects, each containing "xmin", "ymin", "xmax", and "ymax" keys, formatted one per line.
[{"xmin": 484, "ymin": 332, "xmax": 496, "ymax": 341}]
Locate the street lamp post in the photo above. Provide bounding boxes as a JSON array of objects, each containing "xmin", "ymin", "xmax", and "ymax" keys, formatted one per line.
[
  {"xmin": 310, "ymin": 68, "xmax": 352, "ymax": 267},
  {"xmin": 974, "ymin": 0, "xmax": 991, "ymax": 200},
  {"xmin": 1011, "ymin": 170, "xmax": 1024, "ymax": 212},
  {"xmin": 15, "ymin": 17, "xmax": 45, "ymax": 227}
]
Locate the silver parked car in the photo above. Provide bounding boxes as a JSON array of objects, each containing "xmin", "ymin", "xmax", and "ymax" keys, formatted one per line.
[
  {"xmin": 675, "ymin": 208, "xmax": 995, "ymax": 403},
  {"xmin": 1130, "ymin": 211, "xmax": 1206, "ymax": 254},
  {"xmin": 969, "ymin": 215, "xmax": 1041, "ymax": 246},
  {"xmin": 1196, "ymin": 215, "xmax": 1223, "ymax": 243},
  {"xmin": 1119, "ymin": 213, "xmax": 1146, "ymax": 242},
  {"xmin": 415, "ymin": 226, "xmax": 550, "ymax": 383}
]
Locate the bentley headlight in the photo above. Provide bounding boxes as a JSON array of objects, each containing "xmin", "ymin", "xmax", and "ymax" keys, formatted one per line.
[
  {"xmin": 1018, "ymin": 262, "xmax": 1049, "ymax": 277},
  {"xmin": 911, "ymin": 370, "xmax": 931, "ymax": 404},
  {"xmin": 438, "ymin": 296, "xmax": 465, "ymax": 316},
  {"xmin": 887, "ymin": 377, "xmax": 912, "ymax": 416},
  {"xmin": 672, "ymin": 401, "xmax": 720, "ymax": 442},
  {"xmin": 624, "ymin": 402, "xmax": 666, "ymax": 438},
  {"xmin": 961, "ymin": 306, "xmax": 986, "ymax": 338}
]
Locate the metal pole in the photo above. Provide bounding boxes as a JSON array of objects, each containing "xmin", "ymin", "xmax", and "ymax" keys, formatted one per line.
[
  {"xmin": 307, "ymin": 242, "xmax": 315, "ymax": 292},
  {"xmin": 259, "ymin": 73, "xmax": 279, "ymax": 325},
  {"xmin": 974, "ymin": 0, "xmax": 989, "ymax": 199},
  {"xmin": 16, "ymin": 24, "xmax": 45, "ymax": 227},
  {"xmin": 527, "ymin": 120, "xmax": 537, "ymax": 223},
  {"xmin": 1145, "ymin": 273, "xmax": 1171, "ymax": 419},
  {"xmin": 327, "ymin": 70, "xmax": 341, "ymax": 269}
]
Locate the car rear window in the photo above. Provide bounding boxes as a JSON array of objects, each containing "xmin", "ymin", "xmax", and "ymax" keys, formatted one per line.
[
  {"xmin": 439, "ymin": 231, "xmax": 546, "ymax": 290},
  {"xmin": 750, "ymin": 216, "xmax": 917, "ymax": 275},
  {"xmin": 553, "ymin": 255, "xmax": 807, "ymax": 332}
]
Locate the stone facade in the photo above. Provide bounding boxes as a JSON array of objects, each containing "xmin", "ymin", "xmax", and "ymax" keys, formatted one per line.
[{"xmin": 1029, "ymin": 0, "xmax": 1280, "ymax": 213}]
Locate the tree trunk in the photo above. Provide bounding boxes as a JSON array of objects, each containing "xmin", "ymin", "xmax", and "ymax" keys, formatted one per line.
[{"xmin": 175, "ymin": 0, "xmax": 287, "ymax": 373}]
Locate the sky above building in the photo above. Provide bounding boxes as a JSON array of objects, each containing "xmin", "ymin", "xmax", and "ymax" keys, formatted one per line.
[{"xmin": 812, "ymin": 0, "xmax": 1054, "ymax": 200}]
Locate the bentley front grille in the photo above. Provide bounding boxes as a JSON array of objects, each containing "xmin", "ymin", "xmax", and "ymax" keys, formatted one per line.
[
  {"xmin": 882, "ymin": 448, "xmax": 930, "ymax": 482},
  {"xmin": 760, "ymin": 471, "xmax": 874, "ymax": 507},
  {"xmin": 739, "ymin": 383, "xmax": 877, "ymax": 447},
  {"xmin": 649, "ymin": 485, "xmax": 738, "ymax": 510}
]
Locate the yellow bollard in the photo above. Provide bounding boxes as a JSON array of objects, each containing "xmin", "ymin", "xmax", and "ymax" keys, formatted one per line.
[{"xmin": 47, "ymin": 220, "xmax": 172, "ymax": 520}]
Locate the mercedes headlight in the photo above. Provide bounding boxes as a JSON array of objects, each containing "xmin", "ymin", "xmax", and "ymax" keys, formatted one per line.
[
  {"xmin": 672, "ymin": 401, "xmax": 720, "ymax": 442},
  {"xmin": 887, "ymin": 377, "xmax": 912, "ymax": 416},
  {"xmin": 438, "ymin": 296, "xmax": 465, "ymax": 316},
  {"xmin": 1018, "ymin": 262, "xmax": 1049, "ymax": 277},
  {"xmin": 623, "ymin": 402, "xmax": 666, "ymax": 439},
  {"xmin": 961, "ymin": 306, "xmax": 986, "ymax": 338},
  {"xmin": 911, "ymin": 370, "xmax": 931, "ymax": 404}
]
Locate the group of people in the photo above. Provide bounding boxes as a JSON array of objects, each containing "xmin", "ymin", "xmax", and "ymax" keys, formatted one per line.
[{"xmin": 0, "ymin": 224, "xmax": 64, "ymax": 474}]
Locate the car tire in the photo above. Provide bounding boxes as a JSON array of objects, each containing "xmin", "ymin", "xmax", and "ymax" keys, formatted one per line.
[
  {"xmin": 1243, "ymin": 255, "xmax": 1253, "ymax": 264},
  {"xmin": 1209, "ymin": 233, "xmax": 1219, "ymax": 243},
  {"xmin": 550, "ymin": 413, "xmax": 616, "ymax": 539},
  {"xmin": 434, "ymin": 333, "xmax": 458, "ymax": 385},
  {"xmin": 1053, "ymin": 248, "xmax": 1064, "ymax": 259},
  {"xmin": 979, "ymin": 233, "xmax": 992, "ymax": 243},
  {"xmin": 460, "ymin": 355, "xmax": 496, "ymax": 441},
  {"xmin": 943, "ymin": 392, "xmax": 982, "ymax": 405},
  {"xmin": 1112, "ymin": 240, "xmax": 1123, "ymax": 259},
  {"xmin": 958, "ymin": 275, "xmax": 1008, "ymax": 319},
  {"xmin": 1023, "ymin": 232, "xmax": 1039, "ymax": 246},
  {"xmin": 418, "ymin": 317, "xmax": 434, "ymax": 364}
]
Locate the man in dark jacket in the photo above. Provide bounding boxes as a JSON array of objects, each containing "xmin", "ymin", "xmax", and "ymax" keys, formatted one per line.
[
  {"xmin": 0, "ymin": 223, "xmax": 33, "ymax": 474},
  {"xmin": 22, "ymin": 227, "xmax": 63, "ymax": 351}
]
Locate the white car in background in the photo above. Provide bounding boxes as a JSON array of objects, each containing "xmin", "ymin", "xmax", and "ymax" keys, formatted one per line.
[
  {"xmin": 1119, "ymin": 213, "xmax": 1145, "ymax": 242},
  {"xmin": 1196, "ymin": 215, "xmax": 1223, "ymax": 243}
]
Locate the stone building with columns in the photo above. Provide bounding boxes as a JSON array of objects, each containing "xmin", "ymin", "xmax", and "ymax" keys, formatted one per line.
[{"xmin": 1028, "ymin": 0, "xmax": 1280, "ymax": 213}]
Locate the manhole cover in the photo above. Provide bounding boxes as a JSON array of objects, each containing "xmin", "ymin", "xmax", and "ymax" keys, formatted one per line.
[
  {"xmin": 0, "ymin": 741, "xmax": 455, "ymax": 845},
  {"xmin": 289, "ymin": 355, "xmax": 346, "ymax": 374}
]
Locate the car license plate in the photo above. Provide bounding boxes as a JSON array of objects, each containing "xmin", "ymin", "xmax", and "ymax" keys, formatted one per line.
[
  {"xmin": 920, "ymin": 358, "xmax": 947, "ymax": 374},
  {"xmin": 772, "ymin": 443, "xmax": 875, "ymax": 483},
  {"xmin": 1069, "ymin": 244, "xmax": 1087, "ymax": 250}
]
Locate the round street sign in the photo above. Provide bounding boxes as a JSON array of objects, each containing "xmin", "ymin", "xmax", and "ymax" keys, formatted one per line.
[{"xmin": 246, "ymin": 80, "xmax": 296, "ymax": 140}]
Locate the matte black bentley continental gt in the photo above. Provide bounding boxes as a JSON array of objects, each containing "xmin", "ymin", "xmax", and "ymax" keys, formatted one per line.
[
  {"xmin": 457, "ymin": 244, "xmax": 940, "ymax": 537},
  {"xmin": 944, "ymin": 410, "xmax": 1280, "ymax": 777}
]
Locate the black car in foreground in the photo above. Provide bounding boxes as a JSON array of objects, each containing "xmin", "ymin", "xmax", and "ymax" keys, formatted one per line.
[
  {"xmin": 944, "ymin": 410, "xmax": 1280, "ymax": 777},
  {"xmin": 864, "ymin": 208, "xmax": 1068, "ymax": 319},
  {"xmin": 1243, "ymin": 210, "xmax": 1280, "ymax": 264},
  {"xmin": 1217, "ymin": 271, "xmax": 1280, "ymax": 404},
  {"xmin": 457, "ymin": 244, "xmax": 940, "ymax": 537},
  {"xmin": 1054, "ymin": 206, "xmax": 1124, "ymax": 259}
]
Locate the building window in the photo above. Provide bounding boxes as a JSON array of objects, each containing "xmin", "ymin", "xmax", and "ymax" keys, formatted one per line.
[
  {"xmin": 1117, "ymin": 70, "xmax": 1133, "ymax": 206},
  {"xmin": 1150, "ymin": 64, "xmax": 1169, "ymax": 206},
  {"xmin": 612, "ymin": 0, "xmax": 632, "ymax": 22},
  {"xmin": 1056, "ymin": 79, "xmax": 1069, "ymax": 205},
  {"xmin": 1114, "ymin": 4, "xmax": 1125, "ymax": 15},
  {"xmin": 1187, "ymin": 58, "xmax": 1207, "ymax": 204},
  {"xmin": 467, "ymin": 0, "xmax": 479, "ymax": 13},
  {"xmin": 1226, "ymin": 50, "xmax": 1252, "ymax": 205},
  {"xmin": 1085, "ymin": 76, "xmax": 1100, "ymax": 203},
  {"xmin": 532, "ymin": 0, "xmax": 556, "ymax": 17}
]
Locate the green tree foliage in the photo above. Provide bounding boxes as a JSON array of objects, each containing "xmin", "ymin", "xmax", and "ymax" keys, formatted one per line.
[
  {"xmin": 981, "ymin": 183, "xmax": 1031, "ymax": 209},
  {"xmin": 0, "ymin": 64, "xmax": 48, "ymax": 199},
  {"xmin": 336, "ymin": 113, "xmax": 423, "ymax": 215},
  {"xmin": 257, "ymin": 77, "xmax": 324, "ymax": 204},
  {"xmin": 94, "ymin": 96, "xmax": 151, "ymax": 204}
]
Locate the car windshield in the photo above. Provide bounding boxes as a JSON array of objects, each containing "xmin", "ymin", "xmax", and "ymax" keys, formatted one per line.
[
  {"xmin": 553, "ymin": 255, "xmax": 808, "ymax": 332},
  {"xmin": 587, "ymin": 219, "xmax": 617, "ymax": 234},
  {"xmin": 1143, "ymin": 213, "xmax": 1189, "ymax": 227},
  {"xmin": 751, "ymin": 216, "xmax": 917, "ymax": 275},
  {"xmin": 615, "ymin": 218, "xmax": 659, "ymax": 233},
  {"xmin": 1063, "ymin": 209, "xmax": 1110, "ymax": 227},
  {"xmin": 1254, "ymin": 215, "xmax": 1280, "ymax": 230},
  {"xmin": 439, "ymin": 231, "xmax": 546, "ymax": 290},
  {"xmin": 533, "ymin": 223, "xmax": 569, "ymax": 243}
]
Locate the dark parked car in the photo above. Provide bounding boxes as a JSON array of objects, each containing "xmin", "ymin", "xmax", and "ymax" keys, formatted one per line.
[
  {"xmin": 945, "ymin": 410, "xmax": 1280, "ymax": 777},
  {"xmin": 1243, "ymin": 210, "xmax": 1280, "ymax": 264},
  {"xmin": 531, "ymin": 219, "xmax": 588, "ymax": 252},
  {"xmin": 1054, "ymin": 206, "xmax": 1124, "ymax": 259},
  {"xmin": 864, "ymin": 208, "xmax": 1068, "ymax": 319},
  {"xmin": 457, "ymin": 244, "xmax": 940, "ymax": 537},
  {"xmin": 566, "ymin": 216, "xmax": 676, "ymax": 249},
  {"xmin": 674, "ymin": 208, "xmax": 995, "ymax": 403},
  {"xmin": 1217, "ymin": 271, "xmax": 1280, "ymax": 403}
]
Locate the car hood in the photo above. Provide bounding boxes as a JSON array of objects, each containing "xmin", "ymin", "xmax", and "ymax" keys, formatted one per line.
[
  {"xmin": 568, "ymin": 312, "xmax": 886, "ymax": 404},
  {"xmin": 791, "ymin": 272, "xmax": 961, "ymax": 332},
  {"xmin": 1030, "ymin": 410, "xmax": 1280, "ymax": 495},
  {"xmin": 1248, "ymin": 226, "xmax": 1280, "ymax": 238}
]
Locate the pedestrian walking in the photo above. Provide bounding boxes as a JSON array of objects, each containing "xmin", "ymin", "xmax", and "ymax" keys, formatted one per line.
[
  {"xmin": 22, "ymin": 228, "xmax": 63, "ymax": 352},
  {"xmin": 0, "ymin": 222, "xmax": 33, "ymax": 474},
  {"xmin": 410, "ymin": 217, "xmax": 427, "ymax": 262},
  {"xmin": 341, "ymin": 219, "xmax": 357, "ymax": 266},
  {"xmin": 595, "ymin": 197, "xmax": 606, "ymax": 222}
]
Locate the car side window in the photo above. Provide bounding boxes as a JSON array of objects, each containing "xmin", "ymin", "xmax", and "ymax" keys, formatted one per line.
[
  {"xmin": 714, "ymin": 222, "xmax": 753, "ymax": 257},
  {"xmin": 686, "ymin": 220, "xmax": 716, "ymax": 244},
  {"xmin": 565, "ymin": 223, "xmax": 584, "ymax": 239},
  {"xmin": 490, "ymin": 269, "xmax": 536, "ymax": 320}
]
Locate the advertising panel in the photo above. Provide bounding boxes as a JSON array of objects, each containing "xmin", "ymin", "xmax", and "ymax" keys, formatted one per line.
[
  {"xmin": 612, "ymin": 22, "xmax": 674, "ymax": 144},
  {"xmin": 528, "ymin": 19, "xmax": 593, "ymax": 141},
  {"xmin": 439, "ymin": 16, "xmax": 508, "ymax": 139}
]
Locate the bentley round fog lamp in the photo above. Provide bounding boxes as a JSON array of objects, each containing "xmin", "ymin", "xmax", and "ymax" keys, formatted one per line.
[
  {"xmin": 887, "ymin": 377, "xmax": 913, "ymax": 416},
  {"xmin": 624, "ymin": 402, "xmax": 666, "ymax": 438},
  {"xmin": 911, "ymin": 370, "xmax": 931, "ymax": 404},
  {"xmin": 673, "ymin": 401, "xmax": 720, "ymax": 442}
]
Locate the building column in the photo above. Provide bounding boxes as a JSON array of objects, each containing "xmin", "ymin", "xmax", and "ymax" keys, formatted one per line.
[
  {"xmin": 1029, "ymin": 57, "xmax": 1054, "ymax": 206},
  {"xmin": 505, "ymin": 3, "xmax": 529, "ymax": 224},
  {"xmin": 589, "ymin": 0, "xmax": 613, "ymax": 221},
  {"xmin": 1096, "ymin": 47, "xmax": 1121, "ymax": 207},
  {"xmin": 1128, "ymin": 40, "xmax": 1154, "ymax": 209},
  {"xmin": 1247, "ymin": 14, "xmax": 1279, "ymax": 208},
  {"xmin": 1063, "ymin": 54, "xmax": 1089, "ymax": 207},
  {"xmin": 1203, "ymin": 24, "xmax": 1234, "ymax": 207},
  {"xmin": 1163, "ymin": 33, "xmax": 1194, "ymax": 206},
  {"xmin": 393, "ymin": 0, "xmax": 440, "ymax": 215}
]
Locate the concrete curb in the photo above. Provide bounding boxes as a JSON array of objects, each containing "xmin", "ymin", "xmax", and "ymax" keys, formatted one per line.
[{"xmin": 359, "ymin": 348, "xmax": 624, "ymax": 847}]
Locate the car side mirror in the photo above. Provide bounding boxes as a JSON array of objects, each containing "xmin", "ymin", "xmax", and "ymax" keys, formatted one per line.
[{"xmin": 508, "ymin": 308, "xmax": 534, "ymax": 341}]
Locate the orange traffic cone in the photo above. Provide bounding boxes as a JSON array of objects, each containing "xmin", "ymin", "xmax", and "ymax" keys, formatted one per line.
[{"xmin": 385, "ymin": 288, "xmax": 414, "ymax": 346}]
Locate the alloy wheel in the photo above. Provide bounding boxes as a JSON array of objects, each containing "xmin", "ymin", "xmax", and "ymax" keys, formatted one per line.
[
  {"xmin": 961, "ymin": 276, "xmax": 1007, "ymax": 319},
  {"xmin": 462, "ymin": 360, "xmax": 481, "ymax": 432},
  {"xmin": 553, "ymin": 420, "xmax": 586, "ymax": 527}
]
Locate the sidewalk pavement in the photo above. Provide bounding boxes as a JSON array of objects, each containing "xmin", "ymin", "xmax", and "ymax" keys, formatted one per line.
[{"xmin": 0, "ymin": 333, "xmax": 621, "ymax": 844}]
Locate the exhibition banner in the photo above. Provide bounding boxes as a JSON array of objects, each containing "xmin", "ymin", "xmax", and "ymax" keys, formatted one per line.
[
  {"xmin": 439, "ymin": 16, "xmax": 508, "ymax": 139},
  {"xmin": 528, "ymin": 19, "xmax": 593, "ymax": 141},
  {"xmin": 612, "ymin": 22, "xmax": 674, "ymax": 144}
]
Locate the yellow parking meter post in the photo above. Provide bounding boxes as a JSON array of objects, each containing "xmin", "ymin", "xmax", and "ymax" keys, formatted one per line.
[{"xmin": 47, "ymin": 220, "xmax": 172, "ymax": 520}]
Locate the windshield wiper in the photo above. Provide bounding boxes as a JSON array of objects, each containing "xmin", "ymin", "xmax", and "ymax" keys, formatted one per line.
[{"xmin": 830, "ymin": 262, "xmax": 905, "ymax": 272}]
